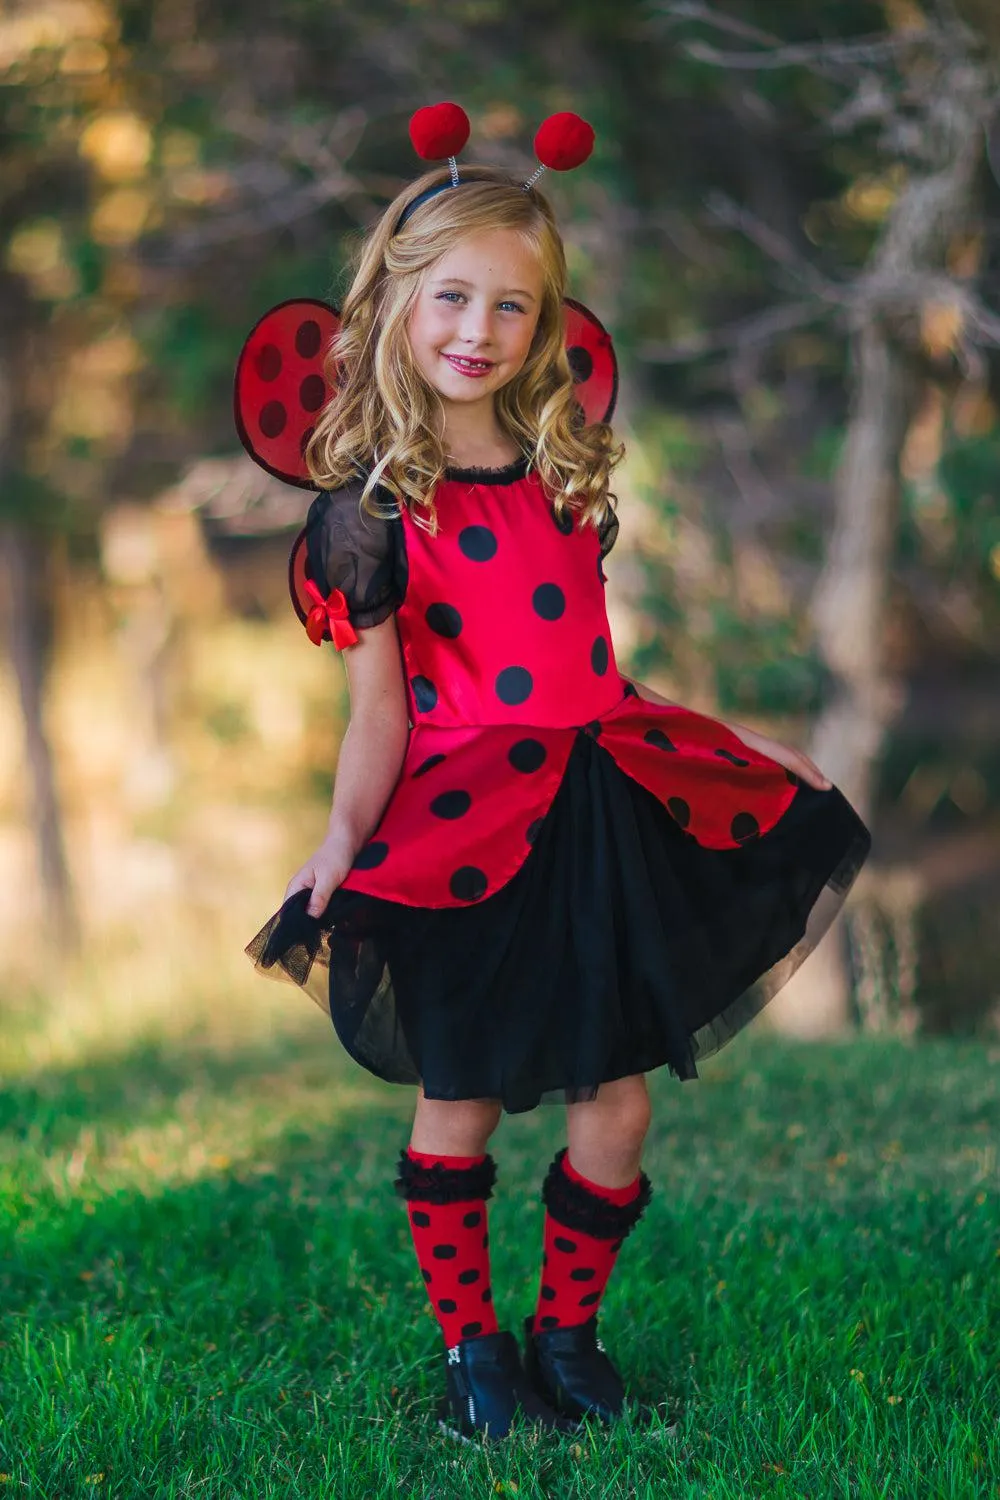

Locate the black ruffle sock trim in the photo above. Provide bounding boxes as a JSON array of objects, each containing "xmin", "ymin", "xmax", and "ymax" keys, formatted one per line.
[
  {"xmin": 394, "ymin": 1148, "xmax": 498, "ymax": 1205},
  {"xmin": 541, "ymin": 1147, "xmax": 652, "ymax": 1241}
]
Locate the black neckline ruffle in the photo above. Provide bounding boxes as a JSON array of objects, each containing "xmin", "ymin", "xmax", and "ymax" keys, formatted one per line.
[{"xmin": 443, "ymin": 456, "xmax": 530, "ymax": 485}]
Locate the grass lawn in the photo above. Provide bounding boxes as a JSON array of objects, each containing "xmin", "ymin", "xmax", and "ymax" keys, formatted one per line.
[{"xmin": 0, "ymin": 969, "xmax": 997, "ymax": 1499}]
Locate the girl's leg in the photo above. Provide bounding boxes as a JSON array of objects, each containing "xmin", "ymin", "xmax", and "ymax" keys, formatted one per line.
[
  {"xmin": 533, "ymin": 1075, "xmax": 652, "ymax": 1333},
  {"xmin": 395, "ymin": 1088, "xmax": 503, "ymax": 1348}
]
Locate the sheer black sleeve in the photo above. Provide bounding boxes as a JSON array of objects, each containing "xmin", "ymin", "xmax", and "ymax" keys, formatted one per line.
[
  {"xmin": 597, "ymin": 503, "xmax": 619, "ymax": 559},
  {"xmin": 303, "ymin": 480, "xmax": 405, "ymax": 629}
]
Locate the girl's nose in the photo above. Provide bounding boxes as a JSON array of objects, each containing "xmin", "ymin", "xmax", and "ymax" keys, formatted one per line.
[{"xmin": 460, "ymin": 302, "xmax": 495, "ymax": 345}]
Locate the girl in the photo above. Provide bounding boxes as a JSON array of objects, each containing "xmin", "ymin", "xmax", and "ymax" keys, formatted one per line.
[{"xmin": 245, "ymin": 107, "xmax": 871, "ymax": 1442}]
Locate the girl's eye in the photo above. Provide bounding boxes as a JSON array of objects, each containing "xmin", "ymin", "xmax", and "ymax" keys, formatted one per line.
[
  {"xmin": 499, "ymin": 301, "xmax": 526, "ymax": 314},
  {"xmin": 436, "ymin": 291, "xmax": 465, "ymax": 304}
]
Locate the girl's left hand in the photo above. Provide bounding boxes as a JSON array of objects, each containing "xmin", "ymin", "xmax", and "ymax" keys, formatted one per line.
[{"xmin": 727, "ymin": 723, "xmax": 832, "ymax": 791}]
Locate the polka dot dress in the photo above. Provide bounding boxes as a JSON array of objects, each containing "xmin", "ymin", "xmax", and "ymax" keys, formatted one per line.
[{"xmin": 248, "ymin": 459, "xmax": 872, "ymax": 1113}]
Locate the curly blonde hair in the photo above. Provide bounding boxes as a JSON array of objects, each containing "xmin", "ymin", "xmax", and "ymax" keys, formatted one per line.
[{"xmin": 305, "ymin": 163, "xmax": 623, "ymax": 534}]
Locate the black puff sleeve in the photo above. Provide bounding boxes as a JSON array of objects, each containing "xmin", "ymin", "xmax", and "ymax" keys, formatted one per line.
[
  {"xmin": 303, "ymin": 479, "xmax": 406, "ymax": 629},
  {"xmin": 597, "ymin": 503, "xmax": 619, "ymax": 559}
]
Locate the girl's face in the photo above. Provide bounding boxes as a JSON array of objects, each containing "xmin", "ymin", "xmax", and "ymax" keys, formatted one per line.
[{"xmin": 407, "ymin": 228, "xmax": 544, "ymax": 417}]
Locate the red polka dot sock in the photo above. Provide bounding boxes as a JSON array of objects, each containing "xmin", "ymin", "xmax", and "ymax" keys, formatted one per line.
[
  {"xmin": 394, "ymin": 1145, "xmax": 500, "ymax": 1348},
  {"xmin": 533, "ymin": 1147, "xmax": 652, "ymax": 1334}
]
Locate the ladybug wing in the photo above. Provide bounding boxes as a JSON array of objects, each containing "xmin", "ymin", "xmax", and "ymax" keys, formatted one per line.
[
  {"xmin": 234, "ymin": 298, "xmax": 341, "ymax": 488},
  {"xmin": 288, "ymin": 526, "xmax": 313, "ymax": 627},
  {"xmin": 563, "ymin": 297, "xmax": 618, "ymax": 426}
]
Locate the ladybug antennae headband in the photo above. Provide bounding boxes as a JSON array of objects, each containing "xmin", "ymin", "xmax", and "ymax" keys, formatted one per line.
[{"xmin": 394, "ymin": 102, "xmax": 595, "ymax": 234}]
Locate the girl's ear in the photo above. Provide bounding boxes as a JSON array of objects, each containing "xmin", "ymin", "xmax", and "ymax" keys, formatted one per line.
[{"xmin": 234, "ymin": 298, "xmax": 341, "ymax": 487}]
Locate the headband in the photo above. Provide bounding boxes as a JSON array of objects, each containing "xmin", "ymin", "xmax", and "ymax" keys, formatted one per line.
[{"xmin": 394, "ymin": 102, "xmax": 596, "ymax": 233}]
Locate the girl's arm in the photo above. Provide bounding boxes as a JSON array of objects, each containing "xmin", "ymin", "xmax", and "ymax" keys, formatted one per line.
[
  {"xmin": 620, "ymin": 672, "xmax": 831, "ymax": 791},
  {"xmin": 285, "ymin": 614, "xmax": 410, "ymax": 916}
]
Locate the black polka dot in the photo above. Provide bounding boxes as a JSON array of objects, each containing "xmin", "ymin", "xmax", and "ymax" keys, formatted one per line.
[
  {"xmin": 786, "ymin": 768, "xmax": 801, "ymax": 786},
  {"xmin": 450, "ymin": 867, "xmax": 488, "ymax": 902},
  {"xmin": 421, "ymin": 1267, "xmax": 432, "ymax": 1283},
  {"xmin": 644, "ymin": 728, "xmax": 676, "ymax": 752},
  {"xmin": 411, "ymin": 676, "xmax": 438, "ymax": 713},
  {"xmin": 430, "ymin": 790, "xmax": 471, "ymax": 820},
  {"xmin": 432, "ymin": 1244, "xmax": 457, "ymax": 1260},
  {"xmin": 667, "ymin": 797, "xmax": 690, "ymax": 828},
  {"xmin": 542, "ymin": 1254, "xmax": 548, "ymax": 1268},
  {"xmin": 295, "ymin": 319, "xmax": 322, "ymax": 358},
  {"xmin": 623, "ymin": 681, "xmax": 639, "ymax": 699},
  {"xmin": 457, "ymin": 1268, "xmax": 480, "ymax": 1285},
  {"xmin": 591, "ymin": 636, "xmax": 609, "ymax": 676},
  {"xmin": 570, "ymin": 1267, "xmax": 596, "ymax": 1282},
  {"xmin": 411, "ymin": 1210, "xmax": 430, "ymax": 1228},
  {"xmin": 582, "ymin": 720, "xmax": 603, "ymax": 739},
  {"xmin": 462, "ymin": 1210, "xmax": 482, "ymax": 1228},
  {"xmin": 731, "ymin": 811, "xmax": 761, "ymax": 843},
  {"xmin": 554, "ymin": 1237, "xmax": 577, "ymax": 1253},
  {"xmin": 551, "ymin": 504, "xmax": 574, "ymax": 536},
  {"xmin": 541, "ymin": 1286, "xmax": 556, "ymax": 1301},
  {"xmin": 508, "ymin": 738, "xmax": 547, "ymax": 773},
  {"xmin": 254, "ymin": 343, "xmax": 282, "ymax": 381},
  {"xmin": 259, "ymin": 401, "xmax": 287, "ymax": 439},
  {"xmin": 438, "ymin": 1298, "xmax": 457, "ymax": 1313},
  {"xmin": 495, "ymin": 666, "xmax": 533, "ymax": 705},
  {"xmin": 299, "ymin": 424, "xmax": 315, "ymax": 458},
  {"xmin": 532, "ymin": 583, "xmax": 565, "ymax": 620},
  {"xmin": 299, "ymin": 374, "xmax": 326, "ymax": 413},
  {"xmin": 567, "ymin": 345, "xmax": 594, "ymax": 383},
  {"xmin": 482, "ymin": 1288, "xmax": 492, "ymax": 1303},
  {"xmin": 458, "ymin": 525, "xmax": 497, "ymax": 561},
  {"xmin": 715, "ymin": 747, "xmax": 750, "ymax": 767},
  {"xmin": 526, "ymin": 818, "xmax": 544, "ymax": 845},
  {"xmin": 412, "ymin": 754, "xmax": 446, "ymax": 778},
  {"xmin": 461, "ymin": 1321, "xmax": 483, "ymax": 1338},
  {"xmin": 540, "ymin": 1315, "xmax": 559, "ymax": 1328},
  {"xmin": 579, "ymin": 1292, "xmax": 601, "ymax": 1307},
  {"xmin": 426, "ymin": 603, "xmax": 463, "ymax": 638},
  {"xmin": 353, "ymin": 840, "xmax": 388, "ymax": 869},
  {"xmin": 482, "ymin": 1233, "xmax": 489, "ymax": 1249}
]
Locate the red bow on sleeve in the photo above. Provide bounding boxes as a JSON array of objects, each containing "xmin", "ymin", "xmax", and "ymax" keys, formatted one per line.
[{"xmin": 303, "ymin": 579, "xmax": 359, "ymax": 649}]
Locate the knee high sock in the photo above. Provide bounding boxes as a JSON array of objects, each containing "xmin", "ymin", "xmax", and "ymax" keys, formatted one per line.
[
  {"xmin": 395, "ymin": 1145, "xmax": 500, "ymax": 1348},
  {"xmin": 533, "ymin": 1147, "xmax": 652, "ymax": 1333}
]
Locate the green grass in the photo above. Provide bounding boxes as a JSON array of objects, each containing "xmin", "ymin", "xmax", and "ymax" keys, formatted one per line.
[{"xmin": 1, "ymin": 981, "xmax": 998, "ymax": 1499}]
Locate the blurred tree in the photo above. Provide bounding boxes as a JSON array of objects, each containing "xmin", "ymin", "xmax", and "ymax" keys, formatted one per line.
[{"xmin": 660, "ymin": 0, "xmax": 1000, "ymax": 1035}]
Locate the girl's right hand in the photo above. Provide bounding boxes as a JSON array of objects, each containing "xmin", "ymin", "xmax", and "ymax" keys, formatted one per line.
[{"xmin": 284, "ymin": 830, "xmax": 358, "ymax": 918}]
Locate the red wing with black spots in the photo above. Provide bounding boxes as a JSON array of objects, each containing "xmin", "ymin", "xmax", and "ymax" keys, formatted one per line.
[
  {"xmin": 236, "ymin": 297, "xmax": 617, "ymax": 489},
  {"xmin": 234, "ymin": 299, "xmax": 341, "ymax": 487},
  {"xmin": 563, "ymin": 298, "xmax": 618, "ymax": 426}
]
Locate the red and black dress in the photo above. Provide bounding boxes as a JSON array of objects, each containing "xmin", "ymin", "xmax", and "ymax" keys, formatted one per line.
[{"xmin": 247, "ymin": 457, "xmax": 871, "ymax": 1114}]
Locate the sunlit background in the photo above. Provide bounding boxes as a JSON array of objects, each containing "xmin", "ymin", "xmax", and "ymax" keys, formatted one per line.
[{"xmin": 2, "ymin": 0, "xmax": 1000, "ymax": 1064}]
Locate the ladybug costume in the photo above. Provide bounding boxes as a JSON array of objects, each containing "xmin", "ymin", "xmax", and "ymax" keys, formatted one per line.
[{"xmin": 241, "ymin": 107, "xmax": 871, "ymax": 1119}]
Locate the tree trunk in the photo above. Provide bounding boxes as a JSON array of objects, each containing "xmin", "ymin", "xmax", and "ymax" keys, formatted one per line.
[
  {"xmin": 0, "ymin": 292, "xmax": 80, "ymax": 954},
  {"xmin": 0, "ymin": 521, "xmax": 80, "ymax": 951}
]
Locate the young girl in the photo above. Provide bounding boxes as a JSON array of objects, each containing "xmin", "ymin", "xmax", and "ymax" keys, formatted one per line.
[{"xmin": 246, "ymin": 108, "xmax": 871, "ymax": 1441}]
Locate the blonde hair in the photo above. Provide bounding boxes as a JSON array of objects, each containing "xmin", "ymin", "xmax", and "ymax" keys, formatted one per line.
[{"xmin": 305, "ymin": 163, "xmax": 623, "ymax": 534}]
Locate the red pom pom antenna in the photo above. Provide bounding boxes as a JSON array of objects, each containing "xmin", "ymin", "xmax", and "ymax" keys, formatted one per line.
[
  {"xmin": 409, "ymin": 102, "xmax": 471, "ymax": 161},
  {"xmin": 533, "ymin": 112, "xmax": 595, "ymax": 172}
]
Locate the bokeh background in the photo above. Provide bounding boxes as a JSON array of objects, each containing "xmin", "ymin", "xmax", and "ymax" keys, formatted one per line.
[{"xmin": 3, "ymin": 0, "xmax": 1000, "ymax": 1046}]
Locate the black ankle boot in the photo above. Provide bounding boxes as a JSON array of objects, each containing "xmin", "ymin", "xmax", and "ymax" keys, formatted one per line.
[
  {"xmin": 522, "ymin": 1314, "xmax": 626, "ymax": 1423},
  {"xmin": 440, "ymin": 1329, "xmax": 579, "ymax": 1441}
]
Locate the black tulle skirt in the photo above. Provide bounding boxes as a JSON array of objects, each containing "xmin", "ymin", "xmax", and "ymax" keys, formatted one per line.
[{"xmin": 247, "ymin": 730, "xmax": 871, "ymax": 1115}]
